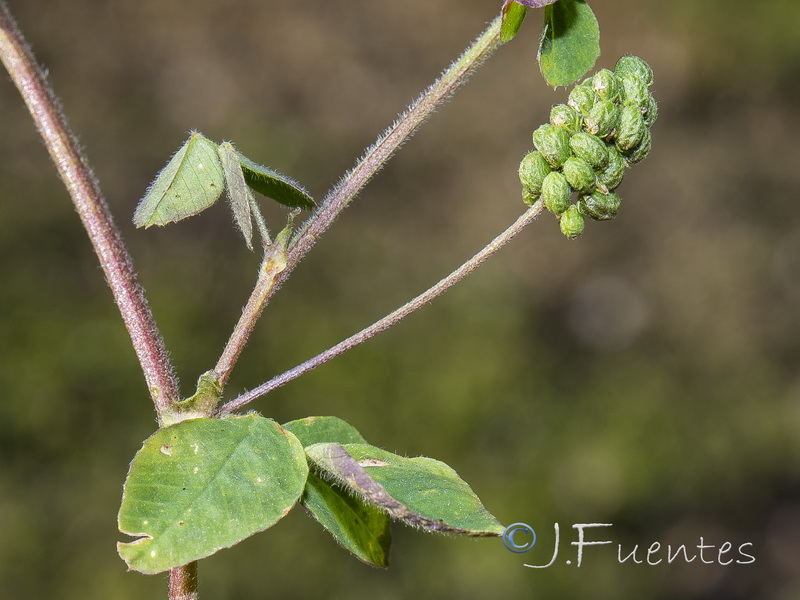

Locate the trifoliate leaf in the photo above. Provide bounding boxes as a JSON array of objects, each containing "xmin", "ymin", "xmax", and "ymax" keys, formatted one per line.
[
  {"xmin": 538, "ymin": 0, "xmax": 600, "ymax": 88},
  {"xmin": 133, "ymin": 132, "xmax": 225, "ymax": 228},
  {"xmin": 302, "ymin": 470, "xmax": 391, "ymax": 567},
  {"xmin": 218, "ymin": 142, "xmax": 254, "ymax": 249},
  {"xmin": 283, "ymin": 415, "xmax": 368, "ymax": 447},
  {"xmin": 501, "ymin": 2, "xmax": 528, "ymax": 43},
  {"xmin": 501, "ymin": 1, "xmax": 562, "ymax": 43},
  {"xmin": 236, "ymin": 153, "xmax": 315, "ymax": 211},
  {"xmin": 117, "ymin": 415, "xmax": 308, "ymax": 574},
  {"xmin": 283, "ymin": 417, "xmax": 391, "ymax": 568},
  {"xmin": 306, "ymin": 443, "xmax": 504, "ymax": 536}
]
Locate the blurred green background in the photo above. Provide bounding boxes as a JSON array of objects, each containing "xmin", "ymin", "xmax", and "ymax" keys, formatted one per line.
[{"xmin": 1, "ymin": 0, "xmax": 799, "ymax": 598}]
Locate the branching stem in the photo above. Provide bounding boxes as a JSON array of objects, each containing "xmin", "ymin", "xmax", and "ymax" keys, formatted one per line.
[
  {"xmin": 1, "ymin": 5, "xmax": 511, "ymax": 598},
  {"xmin": 212, "ymin": 15, "xmax": 504, "ymax": 388},
  {"xmin": 218, "ymin": 201, "xmax": 544, "ymax": 415},
  {"xmin": 214, "ymin": 246, "xmax": 287, "ymax": 386}
]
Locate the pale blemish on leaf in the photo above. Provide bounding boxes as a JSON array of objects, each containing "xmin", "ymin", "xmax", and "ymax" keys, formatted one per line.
[{"xmin": 358, "ymin": 459, "xmax": 388, "ymax": 468}]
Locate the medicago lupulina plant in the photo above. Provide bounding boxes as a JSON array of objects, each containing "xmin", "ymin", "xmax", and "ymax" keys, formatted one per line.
[{"xmin": 0, "ymin": 0, "xmax": 656, "ymax": 597}]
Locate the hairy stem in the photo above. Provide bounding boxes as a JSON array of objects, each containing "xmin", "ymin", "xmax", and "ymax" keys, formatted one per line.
[
  {"xmin": 214, "ymin": 247, "xmax": 286, "ymax": 387},
  {"xmin": 0, "ymin": 2, "xmax": 179, "ymax": 418},
  {"xmin": 287, "ymin": 16, "xmax": 503, "ymax": 266},
  {"xmin": 169, "ymin": 563, "xmax": 198, "ymax": 600},
  {"xmin": 212, "ymin": 15, "xmax": 504, "ymax": 387},
  {"xmin": 218, "ymin": 201, "xmax": 544, "ymax": 415}
]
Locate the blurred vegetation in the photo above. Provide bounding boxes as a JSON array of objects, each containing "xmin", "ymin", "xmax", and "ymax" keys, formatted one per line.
[{"xmin": 1, "ymin": 0, "xmax": 799, "ymax": 598}]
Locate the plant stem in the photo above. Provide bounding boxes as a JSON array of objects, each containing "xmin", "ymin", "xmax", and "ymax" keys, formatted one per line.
[
  {"xmin": 0, "ymin": 2, "xmax": 179, "ymax": 418},
  {"xmin": 214, "ymin": 247, "xmax": 286, "ymax": 387},
  {"xmin": 218, "ymin": 201, "xmax": 544, "ymax": 415},
  {"xmin": 212, "ymin": 15, "xmax": 504, "ymax": 388},
  {"xmin": 169, "ymin": 562, "xmax": 198, "ymax": 600},
  {"xmin": 287, "ymin": 16, "xmax": 504, "ymax": 267},
  {"xmin": 2, "ymin": 4, "xmax": 192, "ymax": 598}
]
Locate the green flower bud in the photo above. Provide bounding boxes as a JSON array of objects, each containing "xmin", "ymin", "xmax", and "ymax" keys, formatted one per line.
[
  {"xmin": 568, "ymin": 84, "xmax": 595, "ymax": 116},
  {"xmin": 615, "ymin": 104, "xmax": 646, "ymax": 152},
  {"xmin": 532, "ymin": 123, "xmax": 572, "ymax": 169},
  {"xmin": 569, "ymin": 131, "xmax": 609, "ymax": 170},
  {"xmin": 541, "ymin": 171, "xmax": 571, "ymax": 216},
  {"xmin": 592, "ymin": 69, "xmax": 621, "ymax": 102},
  {"xmin": 585, "ymin": 100, "xmax": 620, "ymax": 138},
  {"xmin": 643, "ymin": 94, "xmax": 659, "ymax": 127},
  {"xmin": 620, "ymin": 74, "xmax": 649, "ymax": 109},
  {"xmin": 623, "ymin": 127, "xmax": 651, "ymax": 165},
  {"xmin": 550, "ymin": 103, "xmax": 582, "ymax": 135},
  {"xmin": 614, "ymin": 55, "xmax": 653, "ymax": 87},
  {"xmin": 560, "ymin": 205, "xmax": 585, "ymax": 239},
  {"xmin": 518, "ymin": 151, "xmax": 552, "ymax": 197},
  {"xmin": 596, "ymin": 146, "xmax": 626, "ymax": 191},
  {"xmin": 580, "ymin": 190, "xmax": 621, "ymax": 221},
  {"xmin": 522, "ymin": 188, "xmax": 536, "ymax": 207},
  {"xmin": 562, "ymin": 156, "xmax": 596, "ymax": 194}
]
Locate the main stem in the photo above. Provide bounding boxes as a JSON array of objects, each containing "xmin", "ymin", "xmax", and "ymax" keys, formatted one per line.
[
  {"xmin": 0, "ymin": 2, "xmax": 179, "ymax": 418},
  {"xmin": 0, "ymin": 2, "xmax": 191, "ymax": 598},
  {"xmin": 168, "ymin": 561, "xmax": 198, "ymax": 600},
  {"xmin": 213, "ymin": 16, "xmax": 504, "ymax": 387}
]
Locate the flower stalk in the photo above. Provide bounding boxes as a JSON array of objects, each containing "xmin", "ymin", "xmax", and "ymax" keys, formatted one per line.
[
  {"xmin": 212, "ymin": 16, "xmax": 505, "ymax": 388},
  {"xmin": 218, "ymin": 201, "xmax": 544, "ymax": 415}
]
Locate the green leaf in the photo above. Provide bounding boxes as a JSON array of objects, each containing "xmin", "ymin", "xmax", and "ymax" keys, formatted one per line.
[
  {"xmin": 117, "ymin": 415, "xmax": 308, "ymax": 574},
  {"xmin": 237, "ymin": 153, "xmax": 315, "ymax": 211},
  {"xmin": 305, "ymin": 443, "xmax": 505, "ymax": 536},
  {"xmin": 133, "ymin": 132, "xmax": 225, "ymax": 228},
  {"xmin": 217, "ymin": 142, "xmax": 254, "ymax": 250},
  {"xmin": 283, "ymin": 416, "xmax": 391, "ymax": 568},
  {"xmin": 283, "ymin": 415, "xmax": 367, "ymax": 446},
  {"xmin": 303, "ymin": 471, "xmax": 391, "ymax": 567},
  {"xmin": 501, "ymin": 2, "xmax": 528, "ymax": 43},
  {"xmin": 538, "ymin": 0, "xmax": 600, "ymax": 88}
]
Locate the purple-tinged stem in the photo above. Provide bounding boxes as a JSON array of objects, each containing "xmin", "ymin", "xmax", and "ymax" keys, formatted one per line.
[{"xmin": 0, "ymin": 5, "xmax": 178, "ymax": 420}]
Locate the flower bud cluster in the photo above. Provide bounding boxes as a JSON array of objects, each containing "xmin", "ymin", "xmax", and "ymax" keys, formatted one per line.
[{"xmin": 518, "ymin": 55, "xmax": 656, "ymax": 238}]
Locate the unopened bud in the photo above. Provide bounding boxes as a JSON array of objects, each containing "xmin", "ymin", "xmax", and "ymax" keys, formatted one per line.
[
  {"xmin": 541, "ymin": 171, "xmax": 571, "ymax": 216},
  {"xmin": 560, "ymin": 205, "xmax": 585, "ymax": 238},
  {"xmin": 532, "ymin": 124, "xmax": 572, "ymax": 168},
  {"xmin": 569, "ymin": 131, "xmax": 609, "ymax": 170},
  {"xmin": 562, "ymin": 156, "xmax": 596, "ymax": 194},
  {"xmin": 615, "ymin": 55, "xmax": 654, "ymax": 87}
]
